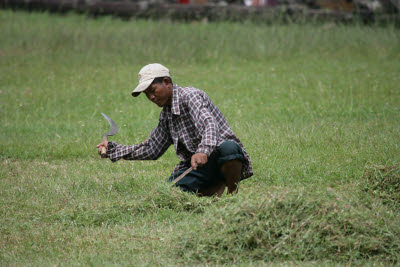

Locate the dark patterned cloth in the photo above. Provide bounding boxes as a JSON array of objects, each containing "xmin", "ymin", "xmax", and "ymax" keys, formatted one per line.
[{"xmin": 107, "ymin": 84, "xmax": 253, "ymax": 180}]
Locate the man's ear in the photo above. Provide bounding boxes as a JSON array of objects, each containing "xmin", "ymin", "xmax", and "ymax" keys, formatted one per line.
[{"xmin": 163, "ymin": 77, "xmax": 171, "ymax": 86}]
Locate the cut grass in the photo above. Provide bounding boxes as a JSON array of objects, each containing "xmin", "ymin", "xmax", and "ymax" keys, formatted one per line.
[
  {"xmin": 176, "ymin": 187, "xmax": 400, "ymax": 264},
  {"xmin": 362, "ymin": 162, "xmax": 400, "ymax": 209}
]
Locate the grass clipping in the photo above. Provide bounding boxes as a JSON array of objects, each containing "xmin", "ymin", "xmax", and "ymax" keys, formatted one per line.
[
  {"xmin": 176, "ymin": 187, "xmax": 400, "ymax": 263},
  {"xmin": 50, "ymin": 182, "xmax": 215, "ymax": 227},
  {"xmin": 362, "ymin": 162, "xmax": 400, "ymax": 209}
]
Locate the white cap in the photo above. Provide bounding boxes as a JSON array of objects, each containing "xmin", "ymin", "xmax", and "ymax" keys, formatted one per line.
[{"xmin": 132, "ymin": 63, "xmax": 170, "ymax": 97}]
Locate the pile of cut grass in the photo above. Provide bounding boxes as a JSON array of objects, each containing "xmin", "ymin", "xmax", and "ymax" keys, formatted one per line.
[
  {"xmin": 362, "ymin": 162, "xmax": 400, "ymax": 209},
  {"xmin": 45, "ymin": 182, "xmax": 215, "ymax": 228},
  {"xmin": 176, "ymin": 187, "xmax": 400, "ymax": 264}
]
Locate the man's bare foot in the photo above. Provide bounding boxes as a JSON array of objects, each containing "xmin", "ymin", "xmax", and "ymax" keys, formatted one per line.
[
  {"xmin": 197, "ymin": 182, "xmax": 226, "ymax": 197},
  {"xmin": 221, "ymin": 160, "xmax": 242, "ymax": 194}
]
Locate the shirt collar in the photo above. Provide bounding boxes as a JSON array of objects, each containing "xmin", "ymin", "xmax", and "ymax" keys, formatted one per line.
[{"xmin": 171, "ymin": 84, "xmax": 180, "ymax": 116}]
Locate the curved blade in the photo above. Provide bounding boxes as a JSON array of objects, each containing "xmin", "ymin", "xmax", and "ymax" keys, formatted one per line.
[{"xmin": 101, "ymin": 113, "xmax": 118, "ymax": 136}]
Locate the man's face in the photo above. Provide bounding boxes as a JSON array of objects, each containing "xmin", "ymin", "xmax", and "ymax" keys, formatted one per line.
[{"xmin": 144, "ymin": 79, "xmax": 172, "ymax": 107}]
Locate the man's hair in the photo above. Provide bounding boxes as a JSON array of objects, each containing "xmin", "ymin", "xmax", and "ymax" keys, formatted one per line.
[{"xmin": 151, "ymin": 76, "xmax": 173, "ymax": 85}]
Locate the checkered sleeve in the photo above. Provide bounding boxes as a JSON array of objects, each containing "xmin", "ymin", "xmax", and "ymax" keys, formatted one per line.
[
  {"xmin": 106, "ymin": 117, "xmax": 172, "ymax": 162},
  {"xmin": 187, "ymin": 93, "xmax": 218, "ymax": 157}
]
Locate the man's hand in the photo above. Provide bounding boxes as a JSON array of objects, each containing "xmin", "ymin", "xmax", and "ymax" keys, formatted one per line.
[
  {"xmin": 96, "ymin": 140, "xmax": 108, "ymax": 157},
  {"xmin": 191, "ymin": 153, "xmax": 208, "ymax": 170}
]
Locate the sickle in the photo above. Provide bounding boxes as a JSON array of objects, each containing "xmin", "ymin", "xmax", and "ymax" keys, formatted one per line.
[{"xmin": 100, "ymin": 113, "xmax": 118, "ymax": 158}]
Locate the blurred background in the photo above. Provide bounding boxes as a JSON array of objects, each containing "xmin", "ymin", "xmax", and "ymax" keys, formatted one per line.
[{"xmin": 1, "ymin": 0, "xmax": 399, "ymax": 23}]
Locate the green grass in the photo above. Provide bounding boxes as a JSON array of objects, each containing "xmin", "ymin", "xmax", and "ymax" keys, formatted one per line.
[
  {"xmin": 178, "ymin": 187, "xmax": 400, "ymax": 263},
  {"xmin": 0, "ymin": 10, "xmax": 399, "ymax": 265}
]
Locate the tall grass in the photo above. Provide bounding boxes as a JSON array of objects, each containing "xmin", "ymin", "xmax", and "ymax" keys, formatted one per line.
[{"xmin": 0, "ymin": 10, "xmax": 399, "ymax": 265}]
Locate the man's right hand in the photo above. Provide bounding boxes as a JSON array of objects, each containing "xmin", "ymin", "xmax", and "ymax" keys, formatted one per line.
[{"xmin": 96, "ymin": 140, "xmax": 108, "ymax": 157}]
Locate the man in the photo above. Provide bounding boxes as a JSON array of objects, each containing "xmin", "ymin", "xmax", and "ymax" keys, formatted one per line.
[{"xmin": 97, "ymin": 63, "xmax": 253, "ymax": 197}]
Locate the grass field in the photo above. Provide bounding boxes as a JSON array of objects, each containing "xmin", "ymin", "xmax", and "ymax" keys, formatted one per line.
[{"xmin": 1, "ymin": 10, "xmax": 400, "ymax": 265}]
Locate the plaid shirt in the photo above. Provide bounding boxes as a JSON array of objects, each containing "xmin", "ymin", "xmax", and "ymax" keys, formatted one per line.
[{"xmin": 107, "ymin": 84, "xmax": 253, "ymax": 180}]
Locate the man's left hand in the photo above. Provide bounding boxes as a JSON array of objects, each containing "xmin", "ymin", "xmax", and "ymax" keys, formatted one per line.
[{"xmin": 191, "ymin": 153, "xmax": 208, "ymax": 170}]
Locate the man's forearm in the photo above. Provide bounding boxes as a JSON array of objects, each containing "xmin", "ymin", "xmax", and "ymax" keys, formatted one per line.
[
  {"xmin": 107, "ymin": 140, "xmax": 170, "ymax": 162},
  {"xmin": 107, "ymin": 141, "xmax": 137, "ymax": 162}
]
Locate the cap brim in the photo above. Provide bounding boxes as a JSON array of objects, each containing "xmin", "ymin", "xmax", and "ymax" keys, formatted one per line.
[{"xmin": 131, "ymin": 79, "xmax": 153, "ymax": 97}]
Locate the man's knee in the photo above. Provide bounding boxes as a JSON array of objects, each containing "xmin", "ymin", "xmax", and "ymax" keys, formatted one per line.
[{"xmin": 217, "ymin": 141, "xmax": 244, "ymax": 165}]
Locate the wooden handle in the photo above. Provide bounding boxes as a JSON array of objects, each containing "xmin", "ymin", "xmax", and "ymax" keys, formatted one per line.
[
  {"xmin": 100, "ymin": 136, "xmax": 108, "ymax": 158},
  {"xmin": 101, "ymin": 146, "xmax": 107, "ymax": 158},
  {"xmin": 172, "ymin": 167, "xmax": 193, "ymax": 184}
]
